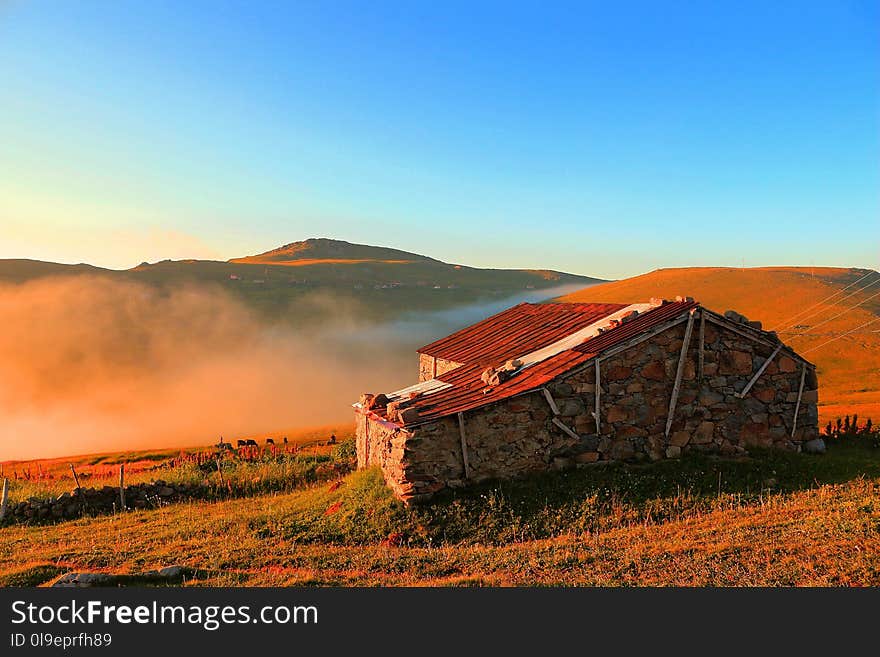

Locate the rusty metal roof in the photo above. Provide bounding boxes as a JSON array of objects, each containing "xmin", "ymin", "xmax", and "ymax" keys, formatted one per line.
[
  {"xmin": 365, "ymin": 300, "xmax": 699, "ymax": 426},
  {"xmin": 417, "ymin": 302, "xmax": 628, "ymax": 365}
]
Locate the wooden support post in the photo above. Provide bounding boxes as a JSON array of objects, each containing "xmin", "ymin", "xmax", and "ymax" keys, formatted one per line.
[
  {"xmin": 0, "ymin": 478, "xmax": 8, "ymax": 522},
  {"xmin": 736, "ymin": 343, "xmax": 782, "ymax": 399},
  {"xmin": 665, "ymin": 311, "xmax": 696, "ymax": 439},
  {"xmin": 119, "ymin": 464, "xmax": 126, "ymax": 511},
  {"xmin": 542, "ymin": 387, "xmax": 560, "ymax": 415},
  {"xmin": 431, "ymin": 356, "xmax": 437, "ymax": 378},
  {"xmin": 698, "ymin": 310, "xmax": 706, "ymax": 380},
  {"xmin": 552, "ymin": 417, "xmax": 580, "ymax": 441},
  {"xmin": 457, "ymin": 412, "xmax": 471, "ymax": 480},
  {"xmin": 69, "ymin": 463, "xmax": 81, "ymax": 490},
  {"xmin": 594, "ymin": 360, "xmax": 601, "ymax": 434},
  {"xmin": 791, "ymin": 364, "xmax": 807, "ymax": 438}
]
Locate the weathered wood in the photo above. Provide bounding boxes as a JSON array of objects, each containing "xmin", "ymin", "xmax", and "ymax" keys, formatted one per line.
[
  {"xmin": 703, "ymin": 312, "xmax": 790, "ymax": 354},
  {"xmin": 0, "ymin": 478, "xmax": 8, "ymax": 522},
  {"xmin": 457, "ymin": 412, "xmax": 471, "ymax": 480},
  {"xmin": 698, "ymin": 310, "xmax": 706, "ymax": 380},
  {"xmin": 431, "ymin": 356, "xmax": 437, "ymax": 378},
  {"xmin": 69, "ymin": 463, "xmax": 81, "ymax": 490},
  {"xmin": 791, "ymin": 364, "xmax": 807, "ymax": 438},
  {"xmin": 552, "ymin": 417, "xmax": 580, "ymax": 441},
  {"xmin": 594, "ymin": 360, "xmax": 601, "ymax": 434},
  {"xmin": 665, "ymin": 311, "xmax": 696, "ymax": 438},
  {"xmin": 119, "ymin": 464, "xmax": 126, "ymax": 511},
  {"xmin": 541, "ymin": 387, "xmax": 560, "ymax": 415},
  {"xmin": 590, "ymin": 314, "xmax": 689, "ymax": 367},
  {"xmin": 736, "ymin": 343, "xmax": 782, "ymax": 399}
]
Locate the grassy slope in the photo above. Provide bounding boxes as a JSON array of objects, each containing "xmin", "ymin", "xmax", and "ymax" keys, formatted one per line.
[
  {"xmin": 2, "ymin": 438, "xmax": 878, "ymax": 586},
  {"xmin": 558, "ymin": 267, "xmax": 880, "ymax": 424},
  {"xmin": 0, "ymin": 240, "xmax": 602, "ymax": 323}
]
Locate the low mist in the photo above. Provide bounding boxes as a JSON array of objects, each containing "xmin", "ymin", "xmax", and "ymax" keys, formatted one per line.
[{"xmin": 0, "ymin": 277, "xmax": 590, "ymax": 461}]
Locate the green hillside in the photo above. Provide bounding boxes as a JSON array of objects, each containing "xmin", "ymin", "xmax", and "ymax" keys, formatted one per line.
[{"xmin": 0, "ymin": 239, "xmax": 603, "ymax": 322}]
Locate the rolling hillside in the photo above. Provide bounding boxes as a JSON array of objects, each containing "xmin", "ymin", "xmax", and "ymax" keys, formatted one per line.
[
  {"xmin": 558, "ymin": 267, "xmax": 880, "ymax": 424},
  {"xmin": 0, "ymin": 239, "xmax": 602, "ymax": 322}
]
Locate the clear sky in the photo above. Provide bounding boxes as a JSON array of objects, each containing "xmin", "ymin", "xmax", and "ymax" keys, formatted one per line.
[{"xmin": 1, "ymin": 1, "xmax": 877, "ymax": 279}]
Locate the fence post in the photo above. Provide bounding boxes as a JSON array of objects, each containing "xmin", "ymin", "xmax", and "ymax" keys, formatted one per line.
[
  {"xmin": 0, "ymin": 478, "xmax": 9, "ymax": 521},
  {"xmin": 69, "ymin": 463, "xmax": 81, "ymax": 490},
  {"xmin": 119, "ymin": 464, "xmax": 126, "ymax": 511}
]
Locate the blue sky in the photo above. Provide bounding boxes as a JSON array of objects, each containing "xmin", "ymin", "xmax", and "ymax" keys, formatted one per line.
[{"xmin": 0, "ymin": 1, "xmax": 877, "ymax": 278}]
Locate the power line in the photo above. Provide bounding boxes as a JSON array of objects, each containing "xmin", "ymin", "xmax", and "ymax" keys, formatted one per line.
[
  {"xmin": 787, "ymin": 288, "xmax": 880, "ymax": 338},
  {"xmin": 771, "ymin": 270, "xmax": 879, "ymax": 330},
  {"xmin": 776, "ymin": 275, "xmax": 880, "ymax": 332},
  {"xmin": 800, "ymin": 316, "xmax": 880, "ymax": 355}
]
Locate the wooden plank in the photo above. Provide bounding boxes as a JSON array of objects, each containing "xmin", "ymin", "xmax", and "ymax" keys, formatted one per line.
[
  {"xmin": 119, "ymin": 464, "xmax": 126, "ymax": 511},
  {"xmin": 457, "ymin": 412, "xmax": 471, "ymax": 479},
  {"xmin": 552, "ymin": 417, "xmax": 580, "ymax": 441},
  {"xmin": 591, "ymin": 315, "xmax": 689, "ymax": 366},
  {"xmin": 431, "ymin": 356, "xmax": 437, "ymax": 378},
  {"xmin": 736, "ymin": 343, "xmax": 782, "ymax": 399},
  {"xmin": 0, "ymin": 478, "xmax": 8, "ymax": 522},
  {"xmin": 665, "ymin": 311, "xmax": 696, "ymax": 438},
  {"xmin": 791, "ymin": 364, "xmax": 807, "ymax": 438},
  {"xmin": 541, "ymin": 387, "xmax": 560, "ymax": 415},
  {"xmin": 69, "ymin": 463, "xmax": 81, "ymax": 490},
  {"xmin": 698, "ymin": 310, "xmax": 706, "ymax": 380},
  {"xmin": 704, "ymin": 313, "xmax": 782, "ymax": 352},
  {"xmin": 594, "ymin": 360, "xmax": 601, "ymax": 434}
]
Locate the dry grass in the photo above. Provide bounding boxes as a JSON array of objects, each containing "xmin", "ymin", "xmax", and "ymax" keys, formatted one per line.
[
  {"xmin": 2, "ymin": 439, "xmax": 878, "ymax": 587},
  {"xmin": 559, "ymin": 266, "xmax": 880, "ymax": 424}
]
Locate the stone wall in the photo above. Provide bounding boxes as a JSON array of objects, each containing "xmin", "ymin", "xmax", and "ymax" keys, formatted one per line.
[
  {"xmin": 363, "ymin": 314, "xmax": 819, "ymax": 503},
  {"xmin": 356, "ymin": 410, "xmax": 416, "ymax": 499},
  {"xmin": 552, "ymin": 317, "xmax": 819, "ymax": 463},
  {"xmin": 418, "ymin": 354, "xmax": 463, "ymax": 382},
  {"xmin": 1, "ymin": 480, "xmax": 206, "ymax": 525}
]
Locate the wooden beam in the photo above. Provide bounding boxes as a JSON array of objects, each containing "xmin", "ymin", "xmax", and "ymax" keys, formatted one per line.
[
  {"xmin": 735, "ymin": 343, "xmax": 782, "ymax": 399},
  {"xmin": 119, "ymin": 464, "xmax": 126, "ymax": 511},
  {"xmin": 457, "ymin": 412, "xmax": 471, "ymax": 479},
  {"xmin": 592, "ymin": 314, "xmax": 689, "ymax": 366},
  {"xmin": 698, "ymin": 310, "xmax": 706, "ymax": 380},
  {"xmin": 541, "ymin": 387, "xmax": 560, "ymax": 415},
  {"xmin": 431, "ymin": 356, "xmax": 437, "ymax": 378},
  {"xmin": 594, "ymin": 360, "xmax": 601, "ymax": 434},
  {"xmin": 69, "ymin": 463, "xmax": 81, "ymax": 490},
  {"xmin": 665, "ymin": 311, "xmax": 696, "ymax": 438},
  {"xmin": 0, "ymin": 478, "xmax": 8, "ymax": 522},
  {"xmin": 791, "ymin": 364, "xmax": 807, "ymax": 438},
  {"xmin": 552, "ymin": 417, "xmax": 580, "ymax": 441},
  {"xmin": 704, "ymin": 313, "xmax": 788, "ymax": 354}
]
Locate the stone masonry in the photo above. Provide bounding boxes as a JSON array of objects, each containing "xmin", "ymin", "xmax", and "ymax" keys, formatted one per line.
[
  {"xmin": 359, "ymin": 312, "xmax": 819, "ymax": 503},
  {"xmin": 418, "ymin": 353, "xmax": 463, "ymax": 382}
]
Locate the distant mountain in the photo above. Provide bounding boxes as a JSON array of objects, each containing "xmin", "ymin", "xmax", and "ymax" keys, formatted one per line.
[
  {"xmin": 558, "ymin": 266, "xmax": 880, "ymax": 425},
  {"xmin": 0, "ymin": 238, "xmax": 605, "ymax": 322},
  {"xmin": 231, "ymin": 238, "xmax": 442, "ymax": 265}
]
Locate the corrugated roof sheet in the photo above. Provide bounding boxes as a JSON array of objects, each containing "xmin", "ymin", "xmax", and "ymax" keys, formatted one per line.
[
  {"xmin": 367, "ymin": 300, "xmax": 699, "ymax": 426},
  {"xmin": 417, "ymin": 302, "xmax": 628, "ymax": 365}
]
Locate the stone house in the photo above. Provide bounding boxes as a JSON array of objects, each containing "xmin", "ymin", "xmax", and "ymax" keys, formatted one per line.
[{"xmin": 354, "ymin": 299, "xmax": 819, "ymax": 503}]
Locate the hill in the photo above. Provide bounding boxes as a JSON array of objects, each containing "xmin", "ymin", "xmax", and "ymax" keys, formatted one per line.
[
  {"xmin": 0, "ymin": 239, "xmax": 603, "ymax": 322},
  {"xmin": 557, "ymin": 266, "xmax": 880, "ymax": 424},
  {"xmin": 231, "ymin": 237, "xmax": 442, "ymax": 265}
]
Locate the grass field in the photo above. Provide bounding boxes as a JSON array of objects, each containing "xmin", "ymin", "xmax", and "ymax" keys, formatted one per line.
[
  {"xmin": 2, "ymin": 433, "xmax": 878, "ymax": 587},
  {"xmin": 558, "ymin": 266, "xmax": 880, "ymax": 425}
]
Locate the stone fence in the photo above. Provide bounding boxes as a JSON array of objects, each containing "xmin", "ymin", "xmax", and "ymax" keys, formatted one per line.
[{"xmin": 0, "ymin": 480, "xmax": 207, "ymax": 525}]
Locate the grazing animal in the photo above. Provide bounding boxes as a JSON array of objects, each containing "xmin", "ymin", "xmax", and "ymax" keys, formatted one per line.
[{"xmin": 265, "ymin": 438, "xmax": 275, "ymax": 445}]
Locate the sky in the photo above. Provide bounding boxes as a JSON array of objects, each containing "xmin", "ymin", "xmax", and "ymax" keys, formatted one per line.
[{"xmin": 0, "ymin": 1, "xmax": 877, "ymax": 279}]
